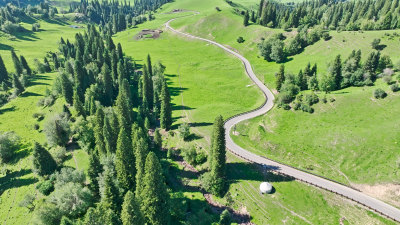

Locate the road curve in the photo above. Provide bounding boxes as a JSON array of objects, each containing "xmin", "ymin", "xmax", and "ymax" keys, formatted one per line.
[{"xmin": 165, "ymin": 15, "xmax": 400, "ymax": 222}]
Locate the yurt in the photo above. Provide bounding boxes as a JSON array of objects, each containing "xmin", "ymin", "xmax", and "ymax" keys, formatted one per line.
[{"xmin": 259, "ymin": 182, "xmax": 273, "ymax": 194}]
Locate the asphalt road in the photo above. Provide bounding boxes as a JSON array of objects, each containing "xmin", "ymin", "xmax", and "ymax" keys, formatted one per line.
[{"xmin": 165, "ymin": 17, "xmax": 400, "ymax": 222}]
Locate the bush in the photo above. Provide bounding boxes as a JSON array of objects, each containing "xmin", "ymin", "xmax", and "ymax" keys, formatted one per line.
[
  {"xmin": 374, "ymin": 88, "xmax": 387, "ymax": 99},
  {"xmin": 178, "ymin": 123, "xmax": 190, "ymax": 141},
  {"xmin": 304, "ymin": 93, "xmax": 319, "ymax": 106},
  {"xmin": 293, "ymin": 101, "xmax": 301, "ymax": 110},
  {"xmin": 382, "ymin": 75, "xmax": 392, "ymax": 84},
  {"xmin": 0, "ymin": 132, "xmax": 20, "ymax": 163},
  {"xmin": 32, "ymin": 113, "xmax": 45, "ymax": 121},
  {"xmin": 390, "ymin": 83, "xmax": 399, "ymax": 92},
  {"xmin": 44, "ymin": 114, "xmax": 71, "ymax": 147},
  {"xmin": 32, "ymin": 23, "xmax": 40, "ymax": 32},
  {"xmin": 300, "ymin": 104, "xmax": 314, "ymax": 113},
  {"xmin": 182, "ymin": 146, "xmax": 197, "ymax": 165},
  {"xmin": 33, "ymin": 124, "xmax": 40, "ymax": 130},
  {"xmin": 1, "ymin": 21, "xmax": 23, "ymax": 34},
  {"xmin": 219, "ymin": 209, "xmax": 232, "ymax": 225},
  {"xmin": 37, "ymin": 179, "xmax": 55, "ymax": 196},
  {"xmin": 51, "ymin": 146, "xmax": 67, "ymax": 166},
  {"xmin": 237, "ymin": 36, "xmax": 245, "ymax": 43}
]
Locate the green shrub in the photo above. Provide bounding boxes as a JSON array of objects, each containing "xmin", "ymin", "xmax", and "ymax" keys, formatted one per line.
[
  {"xmin": 237, "ymin": 36, "xmax": 245, "ymax": 43},
  {"xmin": 300, "ymin": 104, "xmax": 314, "ymax": 113},
  {"xmin": 304, "ymin": 93, "xmax": 319, "ymax": 106},
  {"xmin": 37, "ymin": 179, "xmax": 54, "ymax": 196},
  {"xmin": 51, "ymin": 146, "xmax": 67, "ymax": 166},
  {"xmin": 390, "ymin": 83, "xmax": 399, "ymax": 92},
  {"xmin": 182, "ymin": 146, "xmax": 197, "ymax": 165},
  {"xmin": 293, "ymin": 102, "xmax": 301, "ymax": 110},
  {"xmin": 0, "ymin": 132, "xmax": 20, "ymax": 163},
  {"xmin": 44, "ymin": 114, "xmax": 71, "ymax": 147},
  {"xmin": 178, "ymin": 123, "xmax": 190, "ymax": 141},
  {"xmin": 374, "ymin": 88, "xmax": 387, "ymax": 99}
]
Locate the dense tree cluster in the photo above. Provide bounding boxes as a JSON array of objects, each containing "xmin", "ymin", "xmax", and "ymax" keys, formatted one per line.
[
  {"xmin": 255, "ymin": 0, "xmax": 400, "ymax": 31},
  {"xmin": 31, "ymin": 24, "xmax": 173, "ymax": 224},
  {"xmin": 69, "ymin": 0, "xmax": 172, "ymax": 34},
  {"xmin": 275, "ymin": 49, "xmax": 393, "ymax": 112},
  {"xmin": 258, "ymin": 26, "xmax": 330, "ymax": 62}
]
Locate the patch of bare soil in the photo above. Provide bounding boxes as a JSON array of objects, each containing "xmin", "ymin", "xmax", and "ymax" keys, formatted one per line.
[
  {"xmin": 353, "ymin": 183, "xmax": 400, "ymax": 208},
  {"xmin": 134, "ymin": 29, "xmax": 163, "ymax": 40}
]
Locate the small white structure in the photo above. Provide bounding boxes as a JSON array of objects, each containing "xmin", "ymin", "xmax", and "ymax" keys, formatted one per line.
[{"xmin": 259, "ymin": 182, "xmax": 273, "ymax": 194}]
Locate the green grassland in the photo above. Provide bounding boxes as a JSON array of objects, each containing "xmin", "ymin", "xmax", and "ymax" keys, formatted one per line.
[
  {"xmin": 0, "ymin": 15, "xmax": 81, "ymax": 224},
  {"xmin": 168, "ymin": 0, "xmax": 400, "ymax": 186},
  {"xmin": 0, "ymin": 17, "xmax": 83, "ymax": 72},
  {"xmin": 0, "ymin": 0, "xmax": 398, "ymax": 224}
]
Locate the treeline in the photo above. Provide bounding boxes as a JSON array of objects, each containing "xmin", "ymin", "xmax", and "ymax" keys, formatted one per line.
[
  {"xmin": 275, "ymin": 50, "xmax": 393, "ymax": 112},
  {"xmin": 0, "ymin": 49, "xmax": 33, "ymax": 107},
  {"xmin": 69, "ymin": 0, "xmax": 172, "ymax": 34},
  {"xmin": 258, "ymin": 26, "xmax": 330, "ymax": 63},
  {"xmin": 3, "ymin": 24, "xmax": 176, "ymax": 224},
  {"xmin": 253, "ymin": 0, "xmax": 400, "ymax": 31}
]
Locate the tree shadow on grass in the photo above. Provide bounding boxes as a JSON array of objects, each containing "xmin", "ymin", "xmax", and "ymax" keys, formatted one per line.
[
  {"xmin": 43, "ymin": 18, "xmax": 69, "ymax": 26},
  {"xmin": 0, "ymin": 169, "xmax": 38, "ymax": 195},
  {"xmin": 171, "ymin": 103, "xmax": 195, "ymax": 111},
  {"xmin": 0, "ymin": 106, "xmax": 16, "ymax": 114},
  {"xmin": 13, "ymin": 29, "xmax": 40, "ymax": 42},
  {"xmin": 9, "ymin": 147, "xmax": 31, "ymax": 165},
  {"xmin": 168, "ymin": 86, "xmax": 188, "ymax": 97},
  {"xmin": 189, "ymin": 122, "xmax": 213, "ymax": 127},
  {"xmin": 227, "ymin": 162, "xmax": 294, "ymax": 183},
  {"xmin": 20, "ymin": 91, "xmax": 43, "ymax": 98},
  {"xmin": 0, "ymin": 43, "xmax": 13, "ymax": 50}
]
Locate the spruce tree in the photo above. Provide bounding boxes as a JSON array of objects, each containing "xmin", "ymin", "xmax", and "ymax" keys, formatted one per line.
[
  {"xmin": 297, "ymin": 70, "xmax": 307, "ymax": 91},
  {"xmin": 74, "ymin": 60, "xmax": 85, "ymax": 101},
  {"xmin": 117, "ymin": 43, "xmax": 124, "ymax": 62},
  {"xmin": 160, "ymin": 80, "xmax": 171, "ymax": 130},
  {"xmin": 115, "ymin": 127, "xmax": 136, "ymax": 192},
  {"xmin": 32, "ymin": 142, "xmax": 57, "ymax": 176},
  {"xmin": 209, "ymin": 115, "xmax": 226, "ymax": 196},
  {"xmin": 101, "ymin": 64, "xmax": 113, "ymax": 106},
  {"xmin": 330, "ymin": 54, "xmax": 342, "ymax": 90},
  {"xmin": 88, "ymin": 150, "xmax": 103, "ymax": 199},
  {"xmin": 121, "ymin": 191, "xmax": 144, "ymax": 225},
  {"xmin": 103, "ymin": 116, "xmax": 114, "ymax": 154},
  {"xmin": 73, "ymin": 87, "xmax": 85, "ymax": 117},
  {"xmin": 0, "ymin": 55, "xmax": 8, "ymax": 84},
  {"xmin": 244, "ymin": 11, "xmax": 250, "ymax": 26},
  {"xmin": 147, "ymin": 54, "xmax": 153, "ymax": 77},
  {"xmin": 134, "ymin": 137, "xmax": 148, "ymax": 199},
  {"xmin": 60, "ymin": 72, "xmax": 73, "ymax": 104},
  {"xmin": 11, "ymin": 50, "xmax": 23, "ymax": 75},
  {"xmin": 153, "ymin": 128, "xmax": 162, "ymax": 151},
  {"xmin": 275, "ymin": 64, "xmax": 285, "ymax": 91},
  {"xmin": 142, "ymin": 65, "xmax": 153, "ymax": 110},
  {"xmin": 12, "ymin": 74, "xmax": 24, "ymax": 96},
  {"xmin": 94, "ymin": 106, "xmax": 106, "ymax": 156},
  {"xmin": 43, "ymin": 57, "xmax": 51, "ymax": 72},
  {"xmin": 101, "ymin": 169, "xmax": 121, "ymax": 213},
  {"xmin": 141, "ymin": 152, "xmax": 170, "ymax": 225},
  {"xmin": 19, "ymin": 55, "xmax": 31, "ymax": 75},
  {"xmin": 116, "ymin": 79, "xmax": 132, "ymax": 133}
]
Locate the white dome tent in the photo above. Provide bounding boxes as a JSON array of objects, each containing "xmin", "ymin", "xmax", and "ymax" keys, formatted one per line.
[{"xmin": 259, "ymin": 182, "xmax": 273, "ymax": 194}]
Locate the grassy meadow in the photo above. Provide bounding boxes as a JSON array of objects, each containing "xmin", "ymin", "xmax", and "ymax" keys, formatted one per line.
[
  {"xmin": 168, "ymin": 0, "xmax": 400, "ymax": 186},
  {"xmin": 0, "ymin": 0, "xmax": 398, "ymax": 224}
]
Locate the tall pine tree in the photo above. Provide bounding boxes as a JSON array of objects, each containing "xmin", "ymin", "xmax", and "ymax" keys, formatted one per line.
[
  {"xmin": 121, "ymin": 191, "xmax": 144, "ymax": 225},
  {"xmin": 0, "ymin": 55, "xmax": 8, "ymax": 84},
  {"xmin": 11, "ymin": 50, "xmax": 23, "ymax": 75},
  {"xmin": 115, "ymin": 127, "xmax": 136, "ymax": 192},
  {"xmin": 32, "ymin": 142, "xmax": 57, "ymax": 176},
  {"xmin": 160, "ymin": 80, "xmax": 171, "ymax": 130},
  {"xmin": 141, "ymin": 152, "xmax": 170, "ymax": 225}
]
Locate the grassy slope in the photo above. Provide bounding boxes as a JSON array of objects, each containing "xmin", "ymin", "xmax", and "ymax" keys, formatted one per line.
[
  {"xmin": 0, "ymin": 17, "xmax": 80, "ymax": 224},
  {"xmin": 171, "ymin": 0, "xmax": 400, "ymax": 185},
  {"xmin": 114, "ymin": 0, "xmax": 396, "ymax": 223}
]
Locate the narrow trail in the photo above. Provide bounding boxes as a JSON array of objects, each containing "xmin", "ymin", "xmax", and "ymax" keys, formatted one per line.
[{"xmin": 165, "ymin": 12, "xmax": 400, "ymax": 222}]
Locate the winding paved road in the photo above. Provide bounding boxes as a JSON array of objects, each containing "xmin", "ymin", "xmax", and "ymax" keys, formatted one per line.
[{"xmin": 165, "ymin": 15, "xmax": 400, "ymax": 222}]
